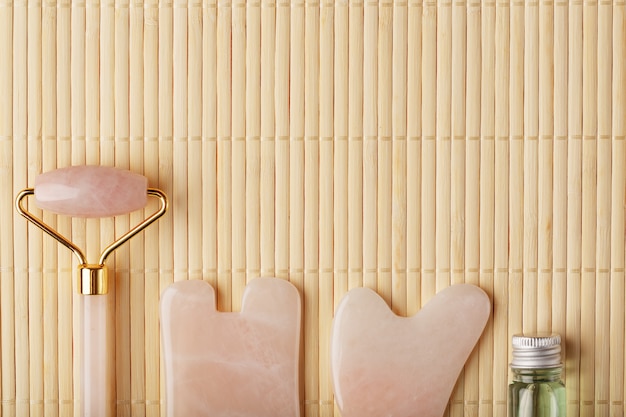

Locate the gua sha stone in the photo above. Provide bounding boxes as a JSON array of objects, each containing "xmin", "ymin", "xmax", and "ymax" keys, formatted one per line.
[
  {"xmin": 160, "ymin": 278, "xmax": 301, "ymax": 417},
  {"xmin": 330, "ymin": 284, "xmax": 490, "ymax": 417},
  {"xmin": 34, "ymin": 165, "xmax": 147, "ymax": 218}
]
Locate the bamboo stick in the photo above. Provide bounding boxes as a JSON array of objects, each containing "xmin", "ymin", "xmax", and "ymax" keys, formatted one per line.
[
  {"xmin": 509, "ymin": 0, "xmax": 524, "ymax": 343},
  {"xmin": 595, "ymin": 1, "xmax": 612, "ymax": 414},
  {"xmin": 450, "ymin": 0, "xmax": 467, "ymax": 413},
  {"xmin": 451, "ymin": 0, "xmax": 466, "ymax": 295},
  {"xmin": 478, "ymin": 1, "xmax": 495, "ymax": 416},
  {"xmin": 566, "ymin": 0, "xmax": 583, "ymax": 414},
  {"xmin": 333, "ymin": 0, "xmax": 348, "ymax": 314},
  {"xmin": 42, "ymin": 1, "xmax": 59, "ymax": 416},
  {"xmin": 493, "ymin": 1, "xmax": 511, "ymax": 415},
  {"xmin": 552, "ymin": 141, "xmax": 569, "ymax": 412},
  {"xmin": 333, "ymin": 3, "xmax": 350, "ymax": 413},
  {"xmin": 85, "ymin": 0, "xmax": 100, "ymax": 165},
  {"xmin": 158, "ymin": 1, "xmax": 175, "ymax": 413},
  {"xmin": 289, "ymin": 1, "xmax": 305, "ymax": 414},
  {"xmin": 406, "ymin": 0, "xmax": 421, "ymax": 317},
  {"xmin": 464, "ymin": 0, "xmax": 481, "ymax": 414},
  {"xmin": 594, "ymin": 144, "xmax": 611, "ymax": 406},
  {"xmin": 332, "ymin": 3, "xmax": 348, "ymax": 411},
  {"xmin": 125, "ymin": 0, "xmax": 138, "ymax": 154},
  {"xmin": 143, "ymin": 162, "xmax": 160, "ymax": 417},
  {"xmin": 12, "ymin": 151, "xmax": 28, "ymax": 413},
  {"xmin": 537, "ymin": 0, "xmax": 553, "ymax": 334},
  {"xmin": 377, "ymin": 0, "xmax": 393, "ymax": 309},
  {"xmin": 232, "ymin": 0, "xmax": 246, "ymax": 308},
  {"xmin": 143, "ymin": 0, "xmax": 161, "ymax": 415},
  {"xmin": 27, "ymin": 0, "xmax": 43, "ymax": 415},
  {"xmin": 435, "ymin": 0, "xmax": 451, "ymax": 301},
  {"xmin": 581, "ymin": 0, "xmax": 598, "ymax": 415},
  {"xmin": 246, "ymin": 0, "xmax": 261, "ymax": 285},
  {"xmin": 100, "ymin": 0, "xmax": 115, "ymax": 166},
  {"xmin": 391, "ymin": 0, "xmax": 407, "ymax": 317},
  {"xmin": 0, "ymin": 0, "xmax": 10, "ymax": 142},
  {"xmin": 523, "ymin": 0, "xmax": 538, "ymax": 335},
  {"xmin": 0, "ymin": 166, "xmax": 15, "ymax": 417},
  {"xmin": 434, "ymin": 20, "xmax": 452, "ymax": 412},
  {"xmin": 71, "ymin": 0, "xmax": 86, "ymax": 165},
  {"xmin": 98, "ymin": 1, "xmax": 117, "ymax": 416},
  {"xmin": 84, "ymin": 25, "xmax": 102, "ymax": 409},
  {"xmin": 332, "ymin": 5, "xmax": 348, "ymax": 413},
  {"xmin": 421, "ymin": 0, "xmax": 436, "ymax": 305},
  {"xmin": 552, "ymin": 0, "xmax": 568, "ymax": 377},
  {"xmin": 289, "ymin": 3, "xmax": 305, "ymax": 276},
  {"xmin": 216, "ymin": 0, "xmax": 231, "ymax": 311},
  {"xmin": 319, "ymin": 2, "xmax": 333, "ymax": 416},
  {"xmin": 0, "ymin": 0, "xmax": 15, "ymax": 415},
  {"xmin": 304, "ymin": 2, "xmax": 320, "ymax": 415},
  {"xmin": 173, "ymin": 0, "xmax": 189, "ymax": 287},
  {"xmin": 188, "ymin": 0, "xmax": 204, "ymax": 284},
  {"xmin": 610, "ymin": 144, "xmax": 625, "ymax": 416},
  {"xmin": 363, "ymin": 0, "xmax": 377, "ymax": 292},
  {"xmin": 108, "ymin": 0, "xmax": 132, "ymax": 415},
  {"xmin": 276, "ymin": 1, "xmax": 290, "ymax": 283},
  {"xmin": 0, "ymin": 0, "xmax": 11, "ymax": 130},
  {"xmin": 202, "ymin": 0, "xmax": 218, "ymax": 292},
  {"xmin": 348, "ymin": 0, "xmax": 363, "ymax": 293},
  {"xmin": 467, "ymin": 0, "xmax": 481, "ymax": 290},
  {"xmin": 57, "ymin": 1, "xmax": 73, "ymax": 415},
  {"xmin": 130, "ymin": 2, "xmax": 149, "ymax": 415},
  {"xmin": 70, "ymin": 3, "xmax": 86, "ymax": 415},
  {"xmin": 261, "ymin": 0, "xmax": 276, "ymax": 280},
  {"xmin": 129, "ymin": 0, "xmax": 148, "ymax": 415},
  {"xmin": 611, "ymin": 4, "xmax": 626, "ymax": 415}
]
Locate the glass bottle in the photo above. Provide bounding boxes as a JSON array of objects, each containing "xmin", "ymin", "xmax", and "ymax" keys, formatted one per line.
[{"xmin": 508, "ymin": 334, "xmax": 566, "ymax": 417}]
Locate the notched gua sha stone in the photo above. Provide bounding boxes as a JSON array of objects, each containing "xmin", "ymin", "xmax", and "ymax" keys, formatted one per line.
[
  {"xmin": 330, "ymin": 284, "xmax": 490, "ymax": 417},
  {"xmin": 160, "ymin": 278, "xmax": 302, "ymax": 417},
  {"xmin": 34, "ymin": 165, "xmax": 148, "ymax": 218}
]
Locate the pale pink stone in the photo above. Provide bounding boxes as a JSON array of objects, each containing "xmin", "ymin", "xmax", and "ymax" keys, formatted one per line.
[
  {"xmin": 34, "ymin": 165, "xmax": 147, "ymax": 217},
  {"xmin": 81, "ymin": 294, "xmax": 115, "ymax": 417},
  {"xmin": 160, "ymin": 278, "xmax": 301, "ymax": 417},
  {"xmin": 331, "ymin": 284, "xmax": 490, "ymax": 417}
]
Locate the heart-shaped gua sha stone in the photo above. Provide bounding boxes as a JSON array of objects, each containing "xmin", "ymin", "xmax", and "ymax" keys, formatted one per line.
[
  {"xmin": 331, "ymin": 284, "xmax": 490, "ymax": 417},
  {"xmin": 160, "ymin": 278, "xmax": 301, "ymax": 417}
]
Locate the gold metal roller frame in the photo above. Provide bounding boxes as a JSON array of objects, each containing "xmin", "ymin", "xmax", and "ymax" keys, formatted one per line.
[{"xmin": 15, "ymin": 188, "xmax": 168, "ymax": 295}]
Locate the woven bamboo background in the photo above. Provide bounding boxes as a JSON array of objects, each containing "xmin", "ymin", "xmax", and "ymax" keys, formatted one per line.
[{"xmin": 0, "ymin": 0, "xmax": 624, "ymax": 416}]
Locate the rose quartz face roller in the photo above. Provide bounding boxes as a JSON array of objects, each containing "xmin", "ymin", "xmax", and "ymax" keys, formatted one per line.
[{"xmin": 16, "ymin": 165, "xmax": 168, "ymax": 417}]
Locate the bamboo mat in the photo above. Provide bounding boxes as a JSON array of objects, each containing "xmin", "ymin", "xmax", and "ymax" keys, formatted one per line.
[{"xmin": 0, "ymin": 0, "xmax": 624, "ymax": 416}]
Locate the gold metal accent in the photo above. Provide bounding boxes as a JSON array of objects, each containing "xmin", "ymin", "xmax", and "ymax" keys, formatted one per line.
[
  {"xmin": 79, "ymin": 264, "xmax": 108, "ymax": 295},
  {"xmin": 16, "ymin": 188, "xmax": 168, "ymax": 295}
]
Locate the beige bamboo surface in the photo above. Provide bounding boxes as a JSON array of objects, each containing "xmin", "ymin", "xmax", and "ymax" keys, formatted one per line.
[{"xmin": 0, "ymin": 1, "xmax": 625, "ymax": 416}]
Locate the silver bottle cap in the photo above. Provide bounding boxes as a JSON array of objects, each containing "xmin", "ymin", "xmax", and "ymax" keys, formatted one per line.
[{"xmin": 511, "ymin": 333, "xmax": 562, "ymax": 369}]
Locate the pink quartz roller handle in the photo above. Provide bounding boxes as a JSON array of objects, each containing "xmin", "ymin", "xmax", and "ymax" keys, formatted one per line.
[
  {"xmin": 31, "ymin": 166, "xmax": 156, "ymax": 417},
  {"xmin": 81, "ymin": 294, "xmax": 115, "ymax": 417}
]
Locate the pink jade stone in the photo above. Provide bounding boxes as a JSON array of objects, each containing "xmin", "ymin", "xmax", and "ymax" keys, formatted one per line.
[
  {"xmin": 34, "ymin": 165, "xmax": 147, "ymax": 217},
  {"xmin": 331, "ymin": 284, "xmax": 490, "ymax": 417},
  {"xmin": 81, "ymin": 294, "xmax": 115, "ymax": 417},
  {"xmin": 160, "ymin": 278, "xmax": 301, "ymax": 417}
]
